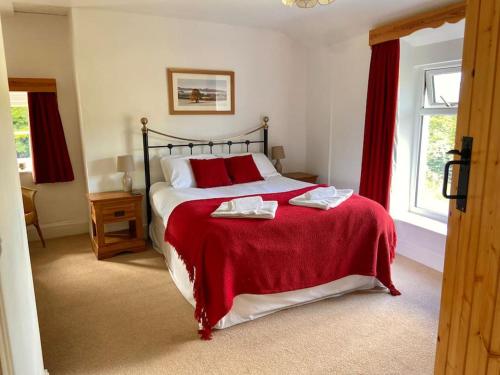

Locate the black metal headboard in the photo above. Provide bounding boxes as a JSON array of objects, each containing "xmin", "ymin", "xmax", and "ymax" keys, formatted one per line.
[{"xmin": 141, "ymin": 116, "xmax": 269, "ymax": 224}]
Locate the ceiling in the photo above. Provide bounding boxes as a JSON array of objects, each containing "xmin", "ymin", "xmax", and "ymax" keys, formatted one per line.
[{"xmin": 9, "ymin": 0, "xmax": 463, "ymax": 45}]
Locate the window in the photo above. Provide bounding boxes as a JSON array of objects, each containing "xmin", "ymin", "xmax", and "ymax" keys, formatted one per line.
[
  {"xmin": 9, "ymin": 92, "xmax": 32, "ymax": 171},
  {"xmin": 412, "ymin": 65, "xmax": 461, "ymax": 221},
  {"xmin": 424, "ymin": 67, "xmax": 461, "ymax": 107}
]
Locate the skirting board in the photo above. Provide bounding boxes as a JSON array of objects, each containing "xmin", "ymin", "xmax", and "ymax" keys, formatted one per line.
[{"xmin": 26, "ymin": 219, "xmax": 89, "ymax": 242}]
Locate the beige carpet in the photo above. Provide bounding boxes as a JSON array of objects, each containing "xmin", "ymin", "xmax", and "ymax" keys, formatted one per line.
[{"xmin": 29, "ymin": 234, "xmax": 442, "ymax": 375}]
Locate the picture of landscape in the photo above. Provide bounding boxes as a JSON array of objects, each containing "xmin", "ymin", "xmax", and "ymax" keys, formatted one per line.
[
  {"xmin": 167, "ymin": 68, "xmax": 234, "ymax": 114},
  {"xmin": 177, "ymin": 78, "xmax": 228, "ymax": 107}
]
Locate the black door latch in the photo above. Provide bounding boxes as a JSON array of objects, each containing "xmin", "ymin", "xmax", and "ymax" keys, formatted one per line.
[{"xmin": 442, "ymin": 136, "xmax": 473, "ymax": 212}]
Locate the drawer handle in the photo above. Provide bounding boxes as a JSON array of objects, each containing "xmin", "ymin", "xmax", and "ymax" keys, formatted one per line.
[{"xmin": 114, "ymin": 210, "xmax": 126, "ymax": 217}]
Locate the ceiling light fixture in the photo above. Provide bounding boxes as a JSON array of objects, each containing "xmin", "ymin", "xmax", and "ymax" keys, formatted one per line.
[{"xmin": 282, "ymin": 0, "xmax": 335, "ymax": 8}]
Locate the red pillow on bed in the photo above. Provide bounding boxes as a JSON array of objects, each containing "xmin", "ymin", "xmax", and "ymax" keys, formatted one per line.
[
  {"xmin": 224, "ymin": 154, "xmax": 264, "ymax": 184},
  {"xmin": 189, "ymin": 158, "xmax": 233, "ymax": 188}
]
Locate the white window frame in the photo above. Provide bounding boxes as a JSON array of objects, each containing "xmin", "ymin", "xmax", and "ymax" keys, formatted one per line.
[
  {"xmin": 424, "ymin": 66, "xmax": 461, "ymax": 108},
  {"xmin": 9, "ymin": 92, "xmax": 32, "ymax": 172},
  {"xmin": 409, "ymin": 62, "xmax": 462, "ymax": 222}
]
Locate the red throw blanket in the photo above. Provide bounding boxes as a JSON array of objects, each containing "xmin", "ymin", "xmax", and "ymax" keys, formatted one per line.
[{"xmin": 165, "ymin": 186, "xmax": 400, "ymax": 339}]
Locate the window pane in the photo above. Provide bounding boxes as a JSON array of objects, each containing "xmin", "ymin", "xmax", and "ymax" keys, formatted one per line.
[
  {"xmin": 9, "ymin": 92, "xmax": 31, "ymax": 167},
  {"xmin": 433, "ymin": 72, "xmax": 461, "ymax": 105},
  {"xmin": 14, "ymin": 133, "xmax": 31, "ymax": 159},
  {"xmin": 416, "ymin": 114, "xmax": 457, "ymax": 216},
  {"xmin": 11, "ymin": 106, "xmax": 29, "ymax": 132}
]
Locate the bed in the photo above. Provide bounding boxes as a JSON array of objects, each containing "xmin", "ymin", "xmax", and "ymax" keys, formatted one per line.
[{"xmin": 141, "ymin": 117, "xmax": 399, "ymax": 338}]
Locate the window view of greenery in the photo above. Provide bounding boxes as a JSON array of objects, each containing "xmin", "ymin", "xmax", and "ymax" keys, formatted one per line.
[
  {"xmin": 12, "ymin": 106, "xmax": 31, "ymax": 158},
  {"xmin": 414, "ymin": 66, "xmax": 460, "ymax": 219},
  {"xmin": 10, "ymin": 91, "xmax": 32, "ymax": 171},
  {"xmin": 416, "ymin": 114, "xmax": 457, "ymax": 216}
]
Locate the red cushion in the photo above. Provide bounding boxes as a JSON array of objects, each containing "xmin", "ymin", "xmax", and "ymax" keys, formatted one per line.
[
  {"xmin": 224, "ymin": 155, "xmax": 264, "ymax": 184},
  {"xmin": 189, "ymin": 158, "xmax": 232, "ymax": 188}
]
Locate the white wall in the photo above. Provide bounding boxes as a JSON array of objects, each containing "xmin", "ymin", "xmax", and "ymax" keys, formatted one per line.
[
  {"xmin": 0, "ymin": 8, "xmax": 457, "ymax": 276},
  {"xmin": 329, "ymin": 34, "xmax": 371, "ymax": 191},
  {"xmin": 70, "ymin": 9, "xmax": 307, "ymax": 193},
  {"xmin": 2, "ymin": 13, "xmax": 89, "ymax": 240},
  {"xmin": 304, "ymin": 33, "xmax": 463, "ymax": 272},
  {"xmin": 304, "ymin": 34, "xmax": 371, "ymax": 190},
  {"xmin": 310, "ymin": 35, "xmax": 463, "ymax": 195},
  {"xmin": 0, "ymin": 17, "xmax": 45, "ymax": 375},
  {"xmin": 305, "ymin": 46, "xmax": 333, "ymax": 184}
]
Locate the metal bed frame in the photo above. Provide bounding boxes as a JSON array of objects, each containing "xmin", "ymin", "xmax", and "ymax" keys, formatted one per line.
[{"xmin": 141, "ymin": 116, "xmax": 269, "ymax": 223}]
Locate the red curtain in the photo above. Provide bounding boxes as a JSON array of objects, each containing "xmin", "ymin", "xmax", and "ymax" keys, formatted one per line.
[
  {"xmin": 359, "ymin": 39, "xmax": 400, "ymax": 211},
  {"xmin": 28, "ymin": 92, "xmax": 74, "ymax": 184}
]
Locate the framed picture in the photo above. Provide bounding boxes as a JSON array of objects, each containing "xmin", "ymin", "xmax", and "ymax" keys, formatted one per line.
[{"xmin": 167, "ymin": 68, "xmax": 235, "ymax": 115}]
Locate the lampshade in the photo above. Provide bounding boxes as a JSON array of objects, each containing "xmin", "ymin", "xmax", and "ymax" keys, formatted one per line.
[
  {"xmin": 271, "ymin": 146, "xmax": 285, "ymax": 160},
  {"xmin": 116, "ymin": 155, "xmax": 135, "ymax": 172},
  {"xmin": 282, "ymin": 0, "xmax": 335, "ymax": 8}
]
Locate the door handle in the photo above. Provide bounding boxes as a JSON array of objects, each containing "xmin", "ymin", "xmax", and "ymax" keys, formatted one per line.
[
  {"xmin": 443, "ymin": 160, "xmax": 467, "ymax": 199},
  {"xmin": 442, "ymin": 136, "xmax": 473, "ymax": 212}
]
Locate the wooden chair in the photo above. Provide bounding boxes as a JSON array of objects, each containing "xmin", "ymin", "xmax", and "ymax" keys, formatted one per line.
[{"xmin": 21, "ymin": 187, "xmax": 46, "ymax": 247}]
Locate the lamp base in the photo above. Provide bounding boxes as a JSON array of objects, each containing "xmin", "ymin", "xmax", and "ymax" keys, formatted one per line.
[
  {"xmin": 122, "ymin": 172, "xmax": 133, "ymax": 192},
  {"xmin": 274, "ymin": 159, "xmax": 283, "ymax": 174}
]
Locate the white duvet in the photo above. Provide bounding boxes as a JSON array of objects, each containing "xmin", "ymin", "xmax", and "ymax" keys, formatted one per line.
[
  {"xmin": 149, "ymin": 175, "xmax": 381, "ymax": 330},
  {"xmin": 150, "ymin": 175, "xmax": 312, "ymax": 227}
]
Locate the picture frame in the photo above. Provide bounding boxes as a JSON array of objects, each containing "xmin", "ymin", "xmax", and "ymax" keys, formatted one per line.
[{"xmin": 167, "ymin": 68, "xmax": 235, "ymax": 115}]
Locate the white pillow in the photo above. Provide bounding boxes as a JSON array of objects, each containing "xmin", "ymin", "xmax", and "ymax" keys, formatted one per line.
[
  {"xmin": 160, "ymin": 154, "xmax": 216, "ymax": 188},
  {"xmin": 216, "ymin": 152, "xmax": 280, "ymax": 179}
]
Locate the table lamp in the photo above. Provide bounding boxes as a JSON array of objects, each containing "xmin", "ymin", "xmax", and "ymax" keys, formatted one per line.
[
  {"xmin": 271, "ymin": 146, "xmax": 285, "ymax": 174},
  {"xmin": 117, "ymin": 155, "xmax": 135, "ymax": 192}
]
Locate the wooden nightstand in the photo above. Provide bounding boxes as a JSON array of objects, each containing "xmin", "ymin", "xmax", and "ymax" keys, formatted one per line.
[
  {"xmin": 283, "ymin": 172, "xmax": 318, "ymax": 184},
  {"xmin": 87, "ymin": 191, "xmax": 146, "ymax": 260}
]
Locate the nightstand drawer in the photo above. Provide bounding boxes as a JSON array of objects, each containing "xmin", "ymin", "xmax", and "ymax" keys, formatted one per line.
[{"xmin": 101, "ymin": 202, "xmax": 136, "ymax": 222}]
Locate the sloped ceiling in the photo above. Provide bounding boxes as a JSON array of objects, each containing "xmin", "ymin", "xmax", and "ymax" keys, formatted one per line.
[{"xmin": 9, "ymin": 0, "xmax": 463, "ymax": 45}]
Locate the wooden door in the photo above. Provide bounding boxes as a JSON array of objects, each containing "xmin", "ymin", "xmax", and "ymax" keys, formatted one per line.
[{"xmin": 435, "ymin": 0, "xmax": 500, "ymax": 374}]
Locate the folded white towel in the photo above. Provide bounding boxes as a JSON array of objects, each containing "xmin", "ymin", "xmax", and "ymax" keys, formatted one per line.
[
  {"xmin": 229, "ymin": 196, "xmax": 263, "ymax": 212},
  {"xmin": 211, "ymin": 200, "xmax": 278, "ymax": 219},
  {"xmin": 289, "ymin": 189, "xmax": 353, "ymax": 210},
  {"xmin": 304, "ymin": 186, "xmax": 337, "ymax": 200}
]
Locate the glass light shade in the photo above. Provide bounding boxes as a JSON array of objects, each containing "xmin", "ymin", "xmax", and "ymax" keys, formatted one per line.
[
  {"xmin": 296, "ymin": 0, "xmax": 318, "ymax": 8},
  {"xmin": 282, "ymin": 0, "xmax": 335, "ymax": 7}
]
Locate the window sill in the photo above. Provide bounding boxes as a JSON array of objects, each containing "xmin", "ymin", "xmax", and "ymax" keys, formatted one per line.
[
  {"xmin": 18, "ymin": 170, "xmax": 33, "ymax": 175},
  {"xmin": 392, "ymin": 210, "xmax": 448, "ymax": 236}
]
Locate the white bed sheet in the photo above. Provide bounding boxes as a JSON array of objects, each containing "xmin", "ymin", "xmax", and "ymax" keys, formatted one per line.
[{"xmin": 149, "ymin": 176, "xmax": 381, "ymax": 329}]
